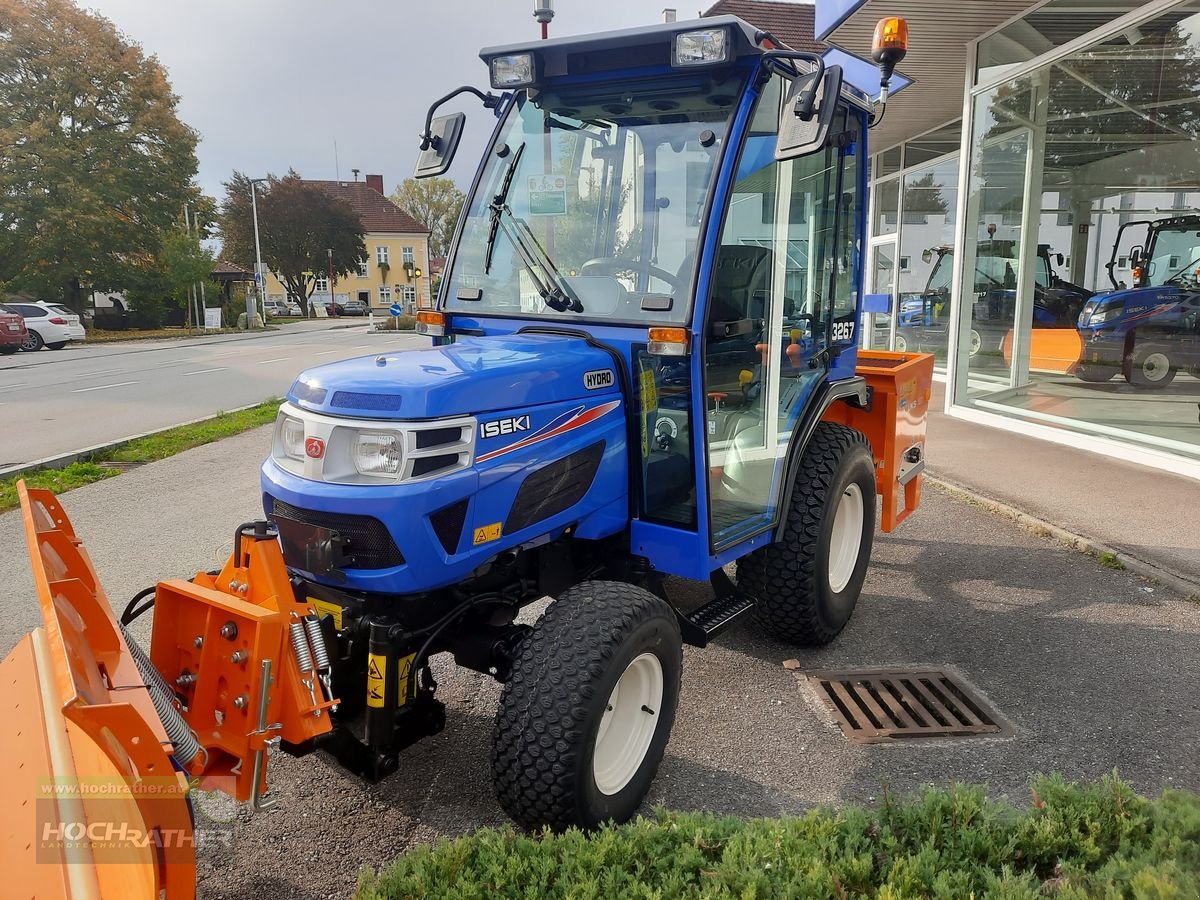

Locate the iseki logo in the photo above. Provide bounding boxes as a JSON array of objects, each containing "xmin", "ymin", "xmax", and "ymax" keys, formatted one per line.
[
  {"xmin": 305, "ymin": 437, "xmax": 325, "ymax": 459},
  {"xmin": 481, "ymin": 416, "xmax": 531, "ymax": 439}
]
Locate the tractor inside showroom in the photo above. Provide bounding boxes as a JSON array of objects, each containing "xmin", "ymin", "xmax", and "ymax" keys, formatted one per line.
[{"xmin": 6, "ymin": 14, "xmax": 932, "ymax": 898}]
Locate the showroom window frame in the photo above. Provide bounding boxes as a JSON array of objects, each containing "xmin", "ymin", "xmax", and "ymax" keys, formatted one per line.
[
  {"xmin": 867, "ymin": 118, "xmax": 963, "ymax": 360},
  {"xmin": 944, "ymin": 0, "xmax": 1200, "ymax": 481}
]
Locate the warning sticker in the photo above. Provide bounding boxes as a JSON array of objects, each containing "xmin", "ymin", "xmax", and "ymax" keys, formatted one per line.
[
  {"xmin": 396, "ymin": 652, "xmax": 416, "ymax": 705},
  {"xmin": 366, "ymin": 653, "xmax": 387, "ymax": 708},
  {"xmin": 473, "ymin": 521, "xmax": 502, "ymax": 545},
  {"xmin": 307, "ymin": 597, "xmax": 343, "ymax": 631}
]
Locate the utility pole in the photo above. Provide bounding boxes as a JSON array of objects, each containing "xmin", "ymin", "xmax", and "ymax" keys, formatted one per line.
[
  {"xmin": 327, "ymin": 248, "xmax": 337, "ymax": 317},
  {"xmin": 250, "ymin": 178, "xmax": 268, "ymax": 327}
]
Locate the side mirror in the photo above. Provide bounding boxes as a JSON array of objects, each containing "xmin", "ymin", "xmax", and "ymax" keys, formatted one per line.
[
  {"xmin": 1129, "ymin": 247, "xmax": 1143, "ymax": 267},
  {"xmin": 1056, "ymin": 253, "xmax": 1064, "ymax": 266},
  {"xmin": 921, "ymin": 248, "xmax": 932, "ymax": 264},
  {"xmin": 415, "ymin": 112, "xmax": 465, "ymax": 179},
  {"xmin": 776, "ymin": 65, "xmax": 844, "ymax": 161}
]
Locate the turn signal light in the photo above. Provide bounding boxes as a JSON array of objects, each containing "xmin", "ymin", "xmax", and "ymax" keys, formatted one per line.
[
  {"xmin": 648, "ymin": 327, "xmax": 689, "ymax": 357},
  {"xmin": 1132, "ymin": 266, "xmax": 1144, "ymax": 282},
  {"xmin": 872, "ymin": 17, "xmax": 908, "ymax": 55},
  {"xmin": 416, "ymin": 310, "xmax": 445, "ymax": 336}
]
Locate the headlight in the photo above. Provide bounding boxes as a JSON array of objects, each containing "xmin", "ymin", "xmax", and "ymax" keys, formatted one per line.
[
  {"xmin": 1089, "ymin": 306, "xmax": 1121, "ymax": 325},
  {"xmin": 279, "ymin": 415, "xmax": 306, "ymax": 460},
  {"xmin": 490, "ymin": 53, "xmax": 536, "ymax": 89},
  {"xmin": 353, "ymin": 431, "xmax": 404, "ymax": 477},
  {"xmin": 672, "ymin": 27, "xmax": 731, "ymax": 67}
]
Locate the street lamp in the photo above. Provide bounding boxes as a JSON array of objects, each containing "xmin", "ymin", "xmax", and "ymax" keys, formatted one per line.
[{"xmin": 249, "ymin": 177, "xmax": 268, "ymax": 326}]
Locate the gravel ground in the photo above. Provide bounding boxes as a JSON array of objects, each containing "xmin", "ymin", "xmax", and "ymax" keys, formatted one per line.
[{"xmin": 1, "ymin": 426, "xmax": 1197, "ymax": 899}]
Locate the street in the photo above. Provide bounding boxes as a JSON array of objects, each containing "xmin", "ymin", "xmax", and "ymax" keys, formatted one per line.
[
  {"xmin": 0, "ymin": 321, "xmax": 424, "ymax": 469},
  {"xmin": 0, "ymin": 430, "xmax": 1195, "ymax": 899}
]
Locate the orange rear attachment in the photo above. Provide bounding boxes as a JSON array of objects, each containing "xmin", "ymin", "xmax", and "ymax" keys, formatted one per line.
[
  {"xmin": 823, "ymin": 350, "xmax": 934, "ymax": 532},
  {"xmin": 6, "ymin": 486, "xmax": 338, "ymax": 898}
]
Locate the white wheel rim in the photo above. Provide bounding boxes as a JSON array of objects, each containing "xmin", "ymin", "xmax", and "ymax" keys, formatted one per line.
[
  {"xmin": 969, "ymin": 329, "xmax": 982, "ymax": 357},
  {"xmin": 828, "ymin": 483, "xmax": 865, "ymax": 594},
  {"xmin": 1142, "ymin": 352, "xmax": 1170, "ymax": 381},
  {"xmin": 895, "ymin": 334, "xmax": 907, "ymax": 353},
  {"xmin": 593, "ymin": 652, "xmax": 664, "ymax": 796}
]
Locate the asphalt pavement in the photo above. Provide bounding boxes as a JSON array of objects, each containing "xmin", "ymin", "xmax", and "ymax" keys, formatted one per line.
[
  {"xmin": 0, "ymin": 320, "xmax": 424, "ymax": 469},
  {"xmin": 0, "ymin": 428, "xmax": 1196, "ymax": 899}
]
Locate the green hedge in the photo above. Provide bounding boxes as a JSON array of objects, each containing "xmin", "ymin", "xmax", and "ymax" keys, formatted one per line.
[{"xmin": 356, "ymin": 775, "xmax": 1199, "ymax": 899}]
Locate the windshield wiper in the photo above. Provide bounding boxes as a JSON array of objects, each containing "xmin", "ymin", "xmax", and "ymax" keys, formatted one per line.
[
  {"xmin": 493, "ymin": 208, "xmax": 585, "ymax": 313},
  {"xmin": 1164, "ymin": 255, "xmax": 1200, "ymax": 284},
  {"xmin": 482, "ymin": 141, "xmax": 583, "ymax": 313}
]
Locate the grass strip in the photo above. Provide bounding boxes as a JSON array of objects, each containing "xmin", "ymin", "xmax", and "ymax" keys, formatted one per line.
[
  {"xmin": 356, "ymin": 774, "xmax": 1200, "ymax": 899},
  {"xmin": 0, "ymin": 399, "xmax": 281, "ymax": 512},
  {"xmin": 85, "ymin": 326, "xmax": 273, "ymax": 343}
]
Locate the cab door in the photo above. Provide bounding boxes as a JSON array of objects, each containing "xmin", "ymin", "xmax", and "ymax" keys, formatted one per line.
[{"xmin": 701, "ymin": 73, "xmax": 862, "ymax": 550}]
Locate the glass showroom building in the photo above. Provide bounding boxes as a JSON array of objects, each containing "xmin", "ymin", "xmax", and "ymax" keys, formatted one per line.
[{"xmin": 817, "ymin": 0, "xmax": 1200, "ymax": 478}]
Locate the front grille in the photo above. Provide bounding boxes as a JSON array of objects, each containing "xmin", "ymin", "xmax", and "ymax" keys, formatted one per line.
[
  {"xmin": 330, "ymin": 390, "xmax": 403, "ymax": 411},
  {"xmin": 270, "ymin": 498, "xmax": 404, "ymax": 570},
  {"xmin": 506, "ymin": 441, "xmax": 604, "ymax": 534}
]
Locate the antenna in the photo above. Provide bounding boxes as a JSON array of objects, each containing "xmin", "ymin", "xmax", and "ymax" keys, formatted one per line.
[
  {"xmin": 334, "ymin": 140, "xmax": 340, "ymax": 182},
  {"xmin": 352, "ymin": 168, "xmax": 360, "ymax": 181}
]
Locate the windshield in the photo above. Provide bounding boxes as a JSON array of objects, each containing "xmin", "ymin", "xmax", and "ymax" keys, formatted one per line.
[
  {"xmin": 443, "ymin": 71, "xmax": 748, "ymax": 325},
  {"xmin": 1146, "ymin": 222, "xmax": 1200, "ymax": 286}
]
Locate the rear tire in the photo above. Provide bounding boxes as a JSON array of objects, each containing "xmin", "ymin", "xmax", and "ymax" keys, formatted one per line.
[
  {"xmin": 492, "ymin": 581, "xmax": 682, "ymax": 830},
  {"xmin": 20, "ymin": 331, "xmax": 43, "ymax": 352},
  {"xmin": 738, "ymin": 423, "xmax": 876, "ymax": 646},
  {"xmin": 0, "ymin": 346, "xmax": 17, "ymax": 355},
  {"xmin": 46, "ymin": 341, "xmax": 66, "ymax": 351},
  {"xmin": 1126, "ymin": 345, "xmax": 1176, "ymax": 388}
]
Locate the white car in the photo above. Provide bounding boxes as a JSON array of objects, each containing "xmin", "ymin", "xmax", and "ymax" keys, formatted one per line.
[
  {"xmin": 8, "ymin": 301, "xmax": 87, "ymax": 351},
  {"xmin": 264, "ymin": 299, "xmax": 302, "ymax": 318}
]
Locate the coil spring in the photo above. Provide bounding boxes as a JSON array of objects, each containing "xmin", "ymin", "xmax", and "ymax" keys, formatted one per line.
[
  {"xmin": 303, "ymin": 615, "xmax": 330, "ymax": 671},
  {"xmin": 289, "ymin": 618, "xmax": 315, "ymax": 674},
  {"xmin": 119, "ymin": 623, "xmax": 203, "ymax": 766}
]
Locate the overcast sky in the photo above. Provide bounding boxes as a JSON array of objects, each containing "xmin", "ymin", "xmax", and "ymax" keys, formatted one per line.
[{"xmin": 79, "ymin": 1, "xmax": 812, "ymax": 204}]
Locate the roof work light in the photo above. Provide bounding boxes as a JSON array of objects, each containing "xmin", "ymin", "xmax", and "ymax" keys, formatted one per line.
[
  {"xmin": 490, "ymin": 53, "xmax": 537, "ymax": 89},
  {"xmin": 672, "ymin": 27, "xmax": 732, "ymax": 68}
]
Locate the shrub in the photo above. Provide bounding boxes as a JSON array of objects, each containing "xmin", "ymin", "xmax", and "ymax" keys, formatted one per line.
[
  {"xmin": 355, "ymin": 775, "xmax": 1200, "ymax": 899},
  {"xmin": 375, "ymin": 314, "xmax": 416, "ymax": 331}
]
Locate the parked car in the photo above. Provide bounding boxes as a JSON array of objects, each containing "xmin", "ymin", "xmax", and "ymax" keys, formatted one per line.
[
  {"xmin": 324, "ymin": 301, "xmax": 347, "ymax": 316},
  {"xmin": 0, "ymin": 304, "xmax": 29, "ymax": 354},
  {"xmin": 263, "ymin": 299, "xmax": 302, "ymax": 318},
  {"xmin": 7, "ymin": 301, "xmax": 86, "ymax": 351},
  {"xmin": 341, "ymin": 298, "xmax": 368, "ymax": 316}
]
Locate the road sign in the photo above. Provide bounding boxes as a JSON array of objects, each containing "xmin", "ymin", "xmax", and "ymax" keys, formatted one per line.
[
  {"xmin": 254, "ymin": 272, "xmax": 263, "ymax": 285},
  {"xmin": 389, "ymin": 303, "xmax": 403, "ymax": 317}
]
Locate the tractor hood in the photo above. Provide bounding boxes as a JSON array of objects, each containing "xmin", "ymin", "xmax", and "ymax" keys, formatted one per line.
[
  {"xmin": 286, "ymin": 333, "xmax": 620, "ymax": 420},
  {"xmin": 1078, "ymin": 284, "xmax": 1185, "ymax": 327}
]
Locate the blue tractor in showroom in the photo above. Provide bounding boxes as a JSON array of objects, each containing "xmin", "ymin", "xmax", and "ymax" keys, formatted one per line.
[{"xmin": 9, "ymin": 17, "xmax": 934, "ymax": 882}]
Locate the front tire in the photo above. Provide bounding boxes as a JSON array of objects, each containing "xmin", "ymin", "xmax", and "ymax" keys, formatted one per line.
[
  {"xmin": 1075, "ymin": 362, "xmax": 1117, "ymax": 383},
  {"xmin": 492, "ymin": 581, "xmax": 682, "ymax": 830},
  {"xmin": 738, "ymin": 423, "xmax": 876, "ymax": 646},
  {"xmin": 1126, "ymin": 345, "xmax": 1176, "ymax": 388}
]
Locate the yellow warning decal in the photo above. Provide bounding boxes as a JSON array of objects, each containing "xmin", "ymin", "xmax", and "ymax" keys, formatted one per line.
[
  {"xmin": 396, "ymin": 652, "xmax": 417, "ymax": 705},
  {"xmin": 308, "ymin": 597, "xmax": 343, "ymax": 631},
  {"xmin": 366, "ymin": 653, "xmax": 387, "ymax": 708},
  {"xmin": 473, "ymin": 521, "xmax": 502, "ymax": 545},
  {"xmin": 639, "ymin": 366, "xmax": 658, "ymax": 412}
]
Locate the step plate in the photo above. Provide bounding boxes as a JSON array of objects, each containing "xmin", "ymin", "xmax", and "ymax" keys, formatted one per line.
[{"xmin": 686, "ymin": 593, "xmax": 755, "ymax": 639}]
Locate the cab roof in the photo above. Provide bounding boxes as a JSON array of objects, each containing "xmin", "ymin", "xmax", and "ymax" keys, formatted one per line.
[{"xmin": 480, "ymin": 15, "xmax": 770, "ymax": 80}]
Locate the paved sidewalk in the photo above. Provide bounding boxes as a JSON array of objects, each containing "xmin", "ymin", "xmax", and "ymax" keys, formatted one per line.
[{"xmin": 927, "ymin": 384, "xmax": 1200, "ymax": 595}]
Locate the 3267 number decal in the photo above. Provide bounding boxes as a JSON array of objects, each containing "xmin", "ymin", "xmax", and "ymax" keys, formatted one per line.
[{"xmin": 831, "ymin": 321, "xmax": 855, "ymax": 342}]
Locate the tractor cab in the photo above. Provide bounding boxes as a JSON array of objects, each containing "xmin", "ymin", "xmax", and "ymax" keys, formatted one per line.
[{"xmin": 413, "ymin": 16, "xmax": 889, "ymax": 578}]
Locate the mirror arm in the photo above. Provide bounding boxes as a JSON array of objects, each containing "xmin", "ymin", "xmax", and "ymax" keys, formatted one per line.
[
  {"xmin": 757, "ymin": 50, "xmax": 826, "ymax": 120},
  {"xmin": 419, "ymin": 86, "xmax": 503, "ymax": 151}
]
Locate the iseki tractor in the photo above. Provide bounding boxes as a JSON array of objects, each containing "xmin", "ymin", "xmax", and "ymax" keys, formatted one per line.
[{"xmin": 4, "ymin": 14, "xmax": 933, "ymax": 898}]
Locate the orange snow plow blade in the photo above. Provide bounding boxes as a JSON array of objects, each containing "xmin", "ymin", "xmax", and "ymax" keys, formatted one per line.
[{"xmin": 3, "ymin": 484, "xmax": 195, "ymax": 899}]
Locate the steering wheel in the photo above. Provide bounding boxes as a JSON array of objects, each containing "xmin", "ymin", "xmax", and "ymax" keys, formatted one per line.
[{"xmin": 579, "ymin": 256, "xmax": 683, "ymax": 290}]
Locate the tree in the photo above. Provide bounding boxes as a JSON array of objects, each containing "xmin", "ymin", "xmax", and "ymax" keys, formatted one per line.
[
  {"xmin": 391, "ymin": 176, "xmax": 464, "ymax": 260},
  {"xmin": 160, "ymin": 227, "xmax": 215, "ymax": 325},
  {"xmin": 218, "ymin": 171, "xmax": 366, "ymax": 315},
  {"xmin": 0, "ymin": 0, "xmax": 201, "ymax": 310}
]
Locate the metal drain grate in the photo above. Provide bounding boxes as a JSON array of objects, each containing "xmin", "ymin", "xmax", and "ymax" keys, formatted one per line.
[{"xmin": 807, "ymin": 668, "xmax": 1008, "ymax": 744}]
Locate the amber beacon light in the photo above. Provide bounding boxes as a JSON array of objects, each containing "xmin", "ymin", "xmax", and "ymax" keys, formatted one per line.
[{"xmin": 871, "ymin": 17, "xmax": 908, "ymax": 85}]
